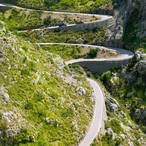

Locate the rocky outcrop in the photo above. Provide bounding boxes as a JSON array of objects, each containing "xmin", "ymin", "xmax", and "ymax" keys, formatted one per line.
[
  {"xmin": 119, "ymin": 133, "xmax": 126, "ymax": 140},
  {"xmin": 0, "ymin": 87, "xmax": 9, "ymax": 104},
  {"xmin": 0, "ymin": 108, "xmax": 35, "ymax": 146},
  {"xmin": 106, "ymin": 96, "xmax": 119, "ymax": 112},
  {"xmin": 76, "ymin": 86, "xmax": 86, "ymax": 96},
  {"xmin": 135, "ymin": 106, "xmax": 146, "ymax": 124},
  {"xmin": 122, "ymin": 53, "xmax": 146, "ymax": 83},
  {"xmin": 105, "ymin": 128, "xmax": 115, "ymax": 140}
]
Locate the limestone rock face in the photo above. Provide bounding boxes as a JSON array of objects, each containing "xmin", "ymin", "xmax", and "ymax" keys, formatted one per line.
[{"xmin": 105, "ymin": 0, "xmax": 146, "ymax": 48}]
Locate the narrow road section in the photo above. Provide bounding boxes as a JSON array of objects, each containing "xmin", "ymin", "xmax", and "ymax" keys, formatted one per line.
[{"xmin": 79, "ymin": 78, "xmax": 105, "ymax": 146}]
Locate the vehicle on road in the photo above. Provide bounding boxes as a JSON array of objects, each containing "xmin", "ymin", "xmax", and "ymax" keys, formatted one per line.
[
  {"xmin": 28, "ymin": 27, "xmax": 32, "ymax": 32},
  {"xmin": 75, "ymin": 20, "xmax": 84, "ymax": 24},
  {"xmin": 57, "ymin": 23, "xmax": 67, "ymax": 27},
  {"xmin": 40, "ymin": 26, "xmax": 46, "ymax": 29}
]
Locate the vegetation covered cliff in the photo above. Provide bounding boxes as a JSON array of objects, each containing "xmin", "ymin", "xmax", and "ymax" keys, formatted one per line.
[{"xmin": 124, "ymin": 0, "xmax": 146, "ymax": 50}]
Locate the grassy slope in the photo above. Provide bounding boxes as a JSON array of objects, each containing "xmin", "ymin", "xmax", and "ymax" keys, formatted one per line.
[
  {"xmin": 2, "ymin": 9, "xmax": 66, "ymax": 30},
  {"xmin": 3, "ymin": 9, "xmax": 43, "ymax": 30},
  {"xmin": 20, "ymin": 28, "xmax": 106, "ymax": 45},
  {"xmin": 41, "ymin": 45, "xmax": 100, "ymax": 61},
  {"xmin": 0, "ymin": 23, "xmax": 94, "ymax": 145},
  {"xmin": 2, "ymin": 8, "xmax": 99, "ymax": 31},
  {"xmin": 40, "ymin": 44, "xmax": 119, "ymax": 61}
]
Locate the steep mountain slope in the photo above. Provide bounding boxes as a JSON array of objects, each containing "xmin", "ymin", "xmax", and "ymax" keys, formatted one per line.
[{"xmin": 0, "ymin": 21, "xmax": 94, "ymax": 145}]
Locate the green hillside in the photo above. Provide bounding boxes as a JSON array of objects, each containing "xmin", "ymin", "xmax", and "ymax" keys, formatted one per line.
[
  {"xmin": 0, "ymin": 0, "xmax": 116, "ymax": 12},
  {"xmin": 0, "ymin": 21, "xmax": 93, "ymax": 145},
  {"xmin": 0, "ymin": 0, "xmax": 146, "ymax": 146},
  {"xmin": 21, "ymin": 28, "xmax": 106, "ymax": 45}
]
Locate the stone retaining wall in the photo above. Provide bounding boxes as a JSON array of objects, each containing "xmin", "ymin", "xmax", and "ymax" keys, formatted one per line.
[
  {"xmin": 53, "ymin": 18, "xmax": 113, "ymax": 31},
  {"xmin": 73, "ymin": 59, "xmax": 131, "ymax": 74}
]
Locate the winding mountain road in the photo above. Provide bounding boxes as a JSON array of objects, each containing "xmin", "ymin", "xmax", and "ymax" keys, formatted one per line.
[
  {"xmin": 0, "ymin": 3, "xmax": 112, "ymax": 31},
  {"xmin": 0, "ymin": 3, "xmax": 109, "ymax": 17},
  {"xmin": 37, "ymin": 43, "xmax": 133, "ymax": 145},
  {"xmin": 37, "ymin": 43, "xmax": 134, "ymax": 62},
  {"xmin": 0, "ymin": 3, "xmax": 134, "ymax": 146}
]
